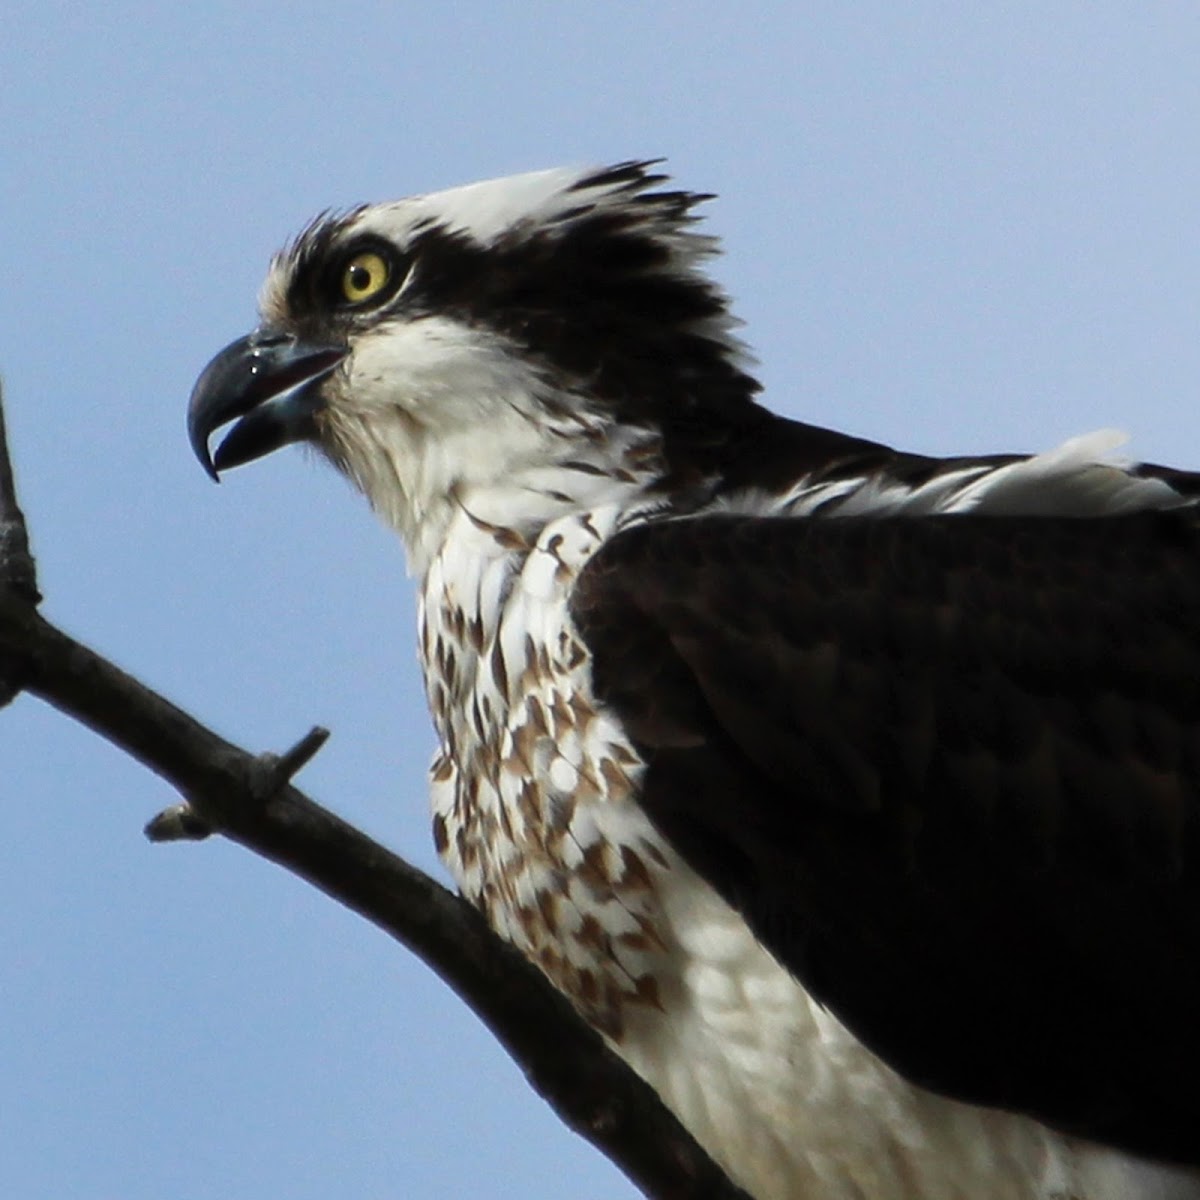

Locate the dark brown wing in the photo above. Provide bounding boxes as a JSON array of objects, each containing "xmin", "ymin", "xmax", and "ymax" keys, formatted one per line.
[{"xmin": 571, "ymin": 509, "xmax": 1200, "ymax": 1164}]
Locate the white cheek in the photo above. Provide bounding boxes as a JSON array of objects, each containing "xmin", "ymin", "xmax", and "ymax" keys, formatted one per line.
[
  {"xmin": 344, "ymin": 317, "xmax": 537, "ymax": 436},
  {"xmin": 319, "ymin": 314, "xmax": 594, "ymax": 569}
]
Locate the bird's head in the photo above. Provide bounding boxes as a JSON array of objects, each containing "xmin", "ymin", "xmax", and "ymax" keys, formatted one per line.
[{"xmin": 188, "ymin": 161, "xmax": 761, "ymax": 567}]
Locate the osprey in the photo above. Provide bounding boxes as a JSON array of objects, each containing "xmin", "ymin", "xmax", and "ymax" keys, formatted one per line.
[{"xmin": 188, "ymin": 162, "xmax": 1200, "ymax": 1200}]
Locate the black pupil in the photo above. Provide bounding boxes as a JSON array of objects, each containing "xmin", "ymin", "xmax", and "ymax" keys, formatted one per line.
[{"xmin": 349, "ymin": 263, "xmax": 373, "ymax": 293}]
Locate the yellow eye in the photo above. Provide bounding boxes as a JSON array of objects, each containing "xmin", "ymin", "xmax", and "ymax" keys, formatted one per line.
[{"xmin": 340, "ymin": 251, "xmax": 391, "ymax": 304}]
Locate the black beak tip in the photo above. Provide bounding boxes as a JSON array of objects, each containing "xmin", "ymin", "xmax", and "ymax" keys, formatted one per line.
[
  {"xmin": 187, "ymin": 332, "xmax": 345, "ymax": 481},
  {"xmin": 189, "ymin": 429, "xmax": 221, "ymax": 483},
  {"xmin": 187, "ymin": 340, "xmax": 245, "ymax": 481}
]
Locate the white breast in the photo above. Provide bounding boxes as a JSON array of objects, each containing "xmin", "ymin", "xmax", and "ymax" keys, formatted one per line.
[{"xmin": 617, "ymin": 848, "xmax": 1200, "ymax": 1200}]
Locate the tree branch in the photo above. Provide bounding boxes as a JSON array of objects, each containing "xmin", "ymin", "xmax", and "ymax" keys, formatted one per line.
[
  {"xmin": 0, "ymin": 384, "xmax": 750, "ymax": 1200},
  {"xmin": 0, "ymin": 380, "xmax": 39, "ymax": 709}
]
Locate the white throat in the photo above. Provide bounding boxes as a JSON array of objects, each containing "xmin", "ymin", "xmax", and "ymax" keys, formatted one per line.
[{"xmin": 315, "ymin": 316, "xmax": 666, "ymax": 574}]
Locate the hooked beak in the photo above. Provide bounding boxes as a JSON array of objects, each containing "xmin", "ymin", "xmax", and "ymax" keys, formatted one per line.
[{"xmin": 187, "ymin": 330, "xmax": 346, "ymax": 480}]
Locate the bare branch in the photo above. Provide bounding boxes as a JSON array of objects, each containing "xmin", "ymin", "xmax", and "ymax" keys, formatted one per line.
[{"xmin": 0, "ymin": 382, "xmax": 751, "ymax": 1200}]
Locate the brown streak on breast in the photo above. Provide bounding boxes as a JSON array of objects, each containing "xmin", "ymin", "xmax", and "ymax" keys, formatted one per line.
[
  {"xmin": 551, "ymin": 693, "xmax": 576, "ymax": 732},
  {"xmin": 504, "ymin": 847, "xmax": 527, "ymax": 883},
  {"xmin": 471, "ymin": 700, "xmax": 489, "ymax": 743},
  {"xmin": 456, "ymin": 827, "xmax": 478, "ymax": 873},
  {"xmin": 537, "ymin": 944, "xmax": 564, "ymax": 979},
  {"xmin": 612, "ymin": 743, "xmax": 641, "ymax": 766},
  {"xmin": 431, "ymin": 813, "xmax": 449, "ymax": 855},
  {"xmin": 547, "ymin": 793, "xmax": 576, "ymax": 834},
  {"xmin": 618, "ymin": 845, "xmax": 655, "ymax": 893},
  {"xmin": 527, "ymin": 694, "xmax": 550, "ymax": 737},
  {"xmin": 467, "ymin": 614, "xmax": 485, "ymax": 653},
  {"xmin": 516, "ymin": 779, "xmax": 542, "ymax": 832},
  {"xmin": 569, "ymin": 765, "xmax": 603, "ymax": 806},
  {"xmin": 616, "ymin": 929, "xmax": 654, "ymax": 954},
  {"xmin": 568, "ymin": 692, "xmax": 597, "ymax": 727},
  {"xmin": 447, "ymin": 604, "xmax": 465, "ymax": 645},
  {"xmin": 577, "ymin": 968, "xmax": 599, "ymax": 1006},
  {"xmin": 576, "ymin": 912, "xmax": 610, "ymax": 954},
  {"xmin": 489, "ymin": 636, "xmax": 510, "ymax": 699},
  {"xmin": 463, "ymin": 507, "xmax": 532, "ymax": 552},
  {"xmin": 629, "ymin": 973, "xmax": 665, "ymax": 1012},
  {"xmin": 536, "ymin": 889, "xmax": 562, "ymax": 936},
  {"xmin": 514, "ymin": 904, "xmax": 538, "ymax": 941},
  {"xmin": 507, "ymin": 722, "xmax": 539, "ymax": 774},
  {"xmin": 497, "ymin": 799, "xmax": 514, "ymax": 843},
  {"xmin": 634, "ymin": 911, "xmax": 670, "ymax": 953},
  {"xmin": 579, "ymin": 840, "xmax": 615, "ymax": 897},
  {"xmin": 600, "ymin": 757, "xmax": 634, "ymax": 798},
  {"xmin": 602, "ymin": 981, "xmax": 626, "ymax": 1036},
  {"xmin": 519, "ymin": 633, "xmax": 541, "ymax": 691}
]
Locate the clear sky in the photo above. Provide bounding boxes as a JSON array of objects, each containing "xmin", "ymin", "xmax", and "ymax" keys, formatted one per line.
[{"xmin": 4, "ymin": 5, "xmax": 1200, "ymax": 1198}]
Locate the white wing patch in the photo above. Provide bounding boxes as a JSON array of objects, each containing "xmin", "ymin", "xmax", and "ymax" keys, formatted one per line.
[
  {"xmin": 944, "ymin": 430, "xmax": 1182, "ymax": 516},
  {"xmin": 772, "ymin": 430, "xmax": 1185, "ymax": 520}
]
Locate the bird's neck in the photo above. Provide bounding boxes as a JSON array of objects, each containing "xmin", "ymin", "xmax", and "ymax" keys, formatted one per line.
[
  {"xmin": 356, "ymin": 408, "xmax": 672, "ymax": 578},
  {"xmin": 416, "ymin": 424, "xmax": 667, "ymax": 603}
]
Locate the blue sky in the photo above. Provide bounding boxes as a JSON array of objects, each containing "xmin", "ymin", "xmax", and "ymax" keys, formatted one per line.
[{"xmin": 4, "ymin": 5, "xmax": 1200, "ymax": 1197}]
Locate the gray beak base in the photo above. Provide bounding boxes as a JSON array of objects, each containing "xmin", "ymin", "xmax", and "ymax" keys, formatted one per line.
[{"xmin": 187, "ymin": 331, "xmax": 346, "ymax": 480}]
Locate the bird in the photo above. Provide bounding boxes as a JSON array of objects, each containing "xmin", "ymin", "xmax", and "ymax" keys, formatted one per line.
[{"xmin": 187, "ymin": 161, "xmax": 1200, "ymax": 1200}]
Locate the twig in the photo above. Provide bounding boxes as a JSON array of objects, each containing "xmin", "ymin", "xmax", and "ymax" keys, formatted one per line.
[
  {"xmin": 252, "ymin": 724, "xmax": 331, "ymax": 798},
  {"xmin": 144, "ymin": 803, "xmax": 213, "ymax": 841},
  {"xmin": 0, "ymin": 382, "xmax": 750, "ymax": 1200},
  {"xmin": 145, "ymin": 726, "xmax": 331, "ymax": 841}
]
